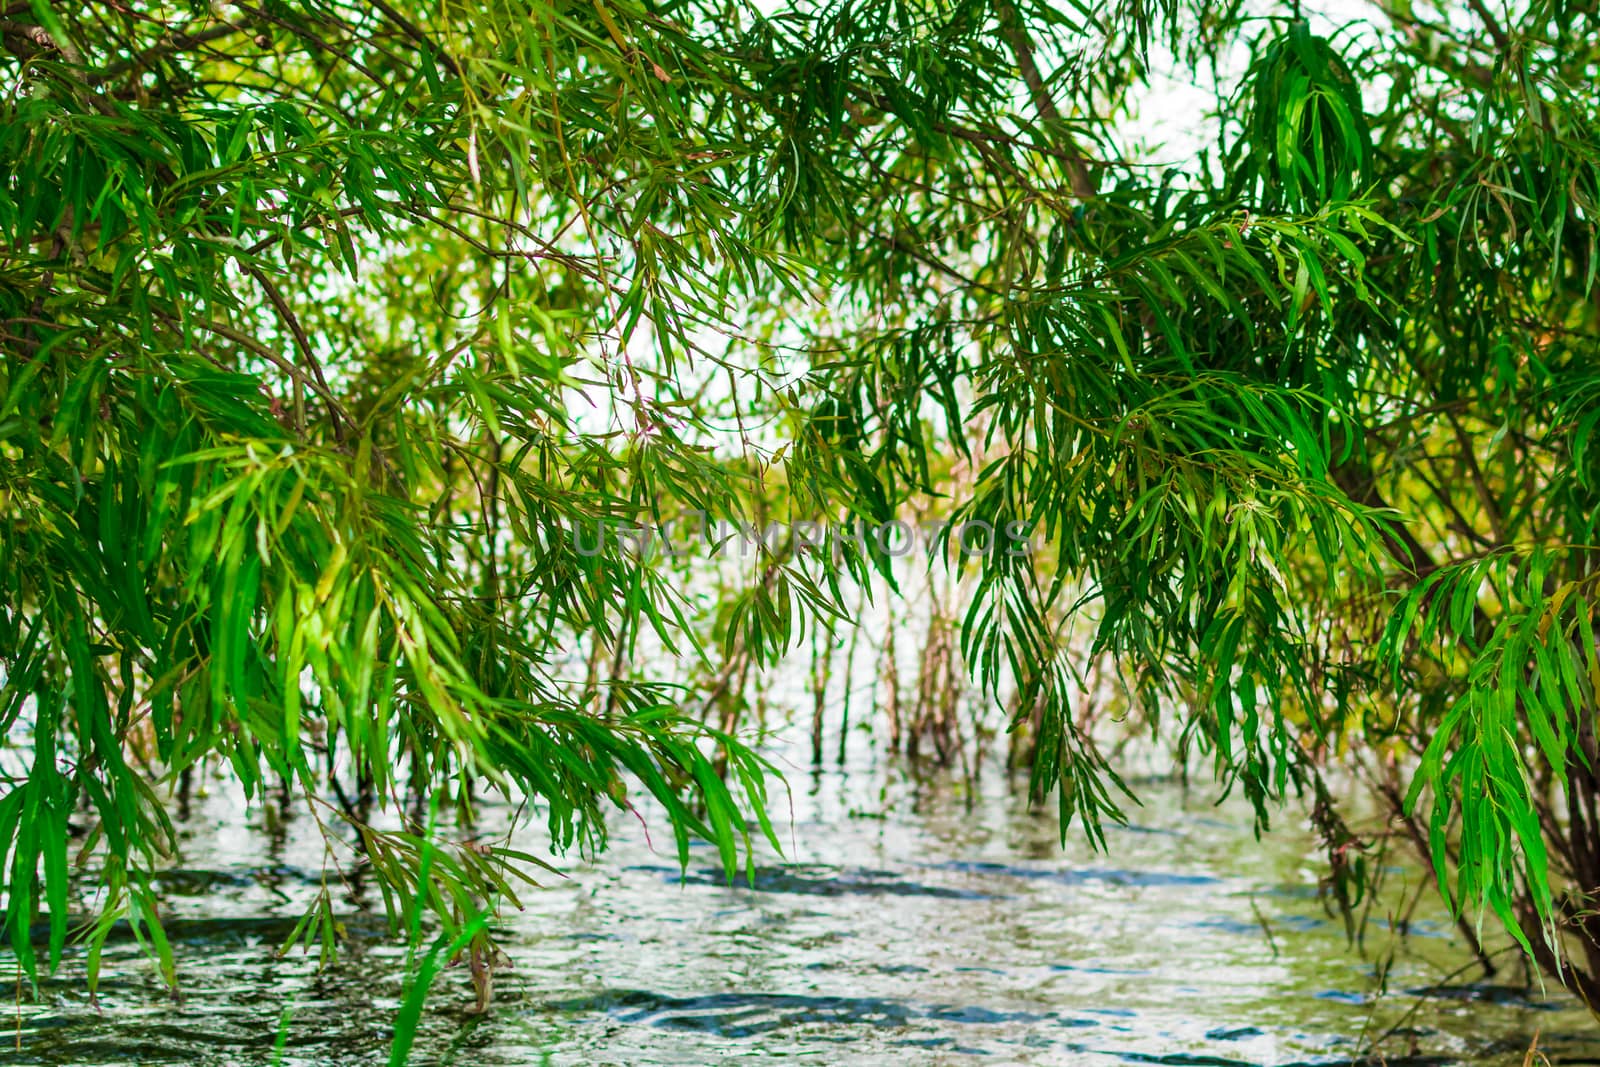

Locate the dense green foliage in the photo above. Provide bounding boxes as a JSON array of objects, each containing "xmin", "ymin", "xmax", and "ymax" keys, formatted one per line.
[{"xmin": 6, "ymin": 0, "xmax": 1600, "ymax": 1018}]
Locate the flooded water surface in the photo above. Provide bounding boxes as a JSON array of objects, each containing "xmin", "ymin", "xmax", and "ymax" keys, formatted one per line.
[{"xmin": 5, "ymin": 742, "xmax": 1597, "ymax": 1066}]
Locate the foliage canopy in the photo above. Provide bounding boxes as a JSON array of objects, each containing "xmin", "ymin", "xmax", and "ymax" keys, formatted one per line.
[{"xmin": 7, "ymin": 0, "xmax": 1600, "ymax": 1016}]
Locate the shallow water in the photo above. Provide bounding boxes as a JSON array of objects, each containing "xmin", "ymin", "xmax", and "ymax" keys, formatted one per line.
[{"xmin": 5, "ymin": 745, "xmax": 1598, "ymax": 1066}]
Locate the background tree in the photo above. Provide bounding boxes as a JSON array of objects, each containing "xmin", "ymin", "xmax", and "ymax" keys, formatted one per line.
[{"xmin": 5, "ymin": 0, "xmax": 1600, "ymax": 1021}]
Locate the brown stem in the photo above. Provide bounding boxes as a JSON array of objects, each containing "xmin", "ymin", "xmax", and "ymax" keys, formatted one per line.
[
  {"xmin": 1445, "ymin": 413, "xmax": 1508, "ymax": 545},
  {"xmin": 992, "ymin": 1, "xmax": 1095, "ymax": 200},
  {"xmin": 1375, "ymin": 779, "xmax": 1498, "ymax": 976},
  {"xmin": 1463, "ymin": 0, "xmax": 1509, "ymax": 51},
  {"xmin": 368, "ymin": 0, "xmax": 461, "ymax": 77},
  {"xmin": 243, "ymin": 263, "xmax": 348, "ymax": 442},
  {"xmin": 90, "ymin": 23, "xmax": 239, "ymax": 84}
]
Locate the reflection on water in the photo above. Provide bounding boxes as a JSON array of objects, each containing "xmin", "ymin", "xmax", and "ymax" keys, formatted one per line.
[{"xmin": 4, "ymin": 740, "xmax": 1598, "ymax": 1066}]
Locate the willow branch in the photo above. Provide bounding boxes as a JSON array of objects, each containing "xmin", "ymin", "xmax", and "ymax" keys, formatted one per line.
[
  {"xmin": 992, "ymin": 1, "xmax": 1095, "ymax": 199},
  {"xmin": 368, "ymin": 0, "xmax": 461, "ymax": 76},
  {"xmin": 91, "ymin": 23, "xmax": 241, "ymax": 84},
  {"xmin": 244, "ymin": 262, "xmax": 349, "ymax": 443}
]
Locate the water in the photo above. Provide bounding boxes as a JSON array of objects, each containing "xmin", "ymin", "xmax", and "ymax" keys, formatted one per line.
[{"xmin": 4, "ymin": 747, "xmax": 1597, "ymax": 1066}]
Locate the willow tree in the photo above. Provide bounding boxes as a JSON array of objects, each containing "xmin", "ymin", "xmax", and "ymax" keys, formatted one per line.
[{"xmin": 5, "ymin": 0, "xmax": 1600, "ymax": 1018}]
